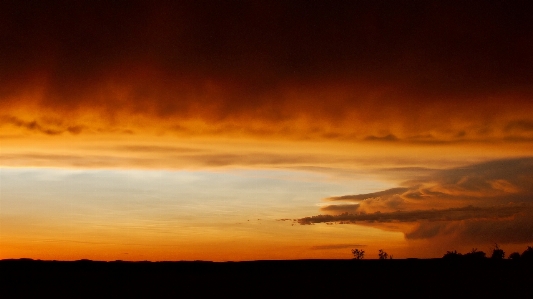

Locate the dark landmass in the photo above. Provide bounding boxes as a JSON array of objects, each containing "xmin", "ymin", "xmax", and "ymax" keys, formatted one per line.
[{"xmin": 2, "ymin": 259, "xmax": 532, "ymax": 298}]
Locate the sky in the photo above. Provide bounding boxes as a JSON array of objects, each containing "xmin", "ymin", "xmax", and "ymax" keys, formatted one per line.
[{"xmin": 1, "ymin": 1, "xmax": 533, "ymax": 261}]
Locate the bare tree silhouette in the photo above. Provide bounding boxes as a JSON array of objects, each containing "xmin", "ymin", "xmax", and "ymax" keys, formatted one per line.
[
  {"xmin": 508, "ymin": 252, "xmax": 520, "ymax": 260},
  {"xmin": 378, "ymin": 249, "xmax": 389, "ymax": 260},
  {"xmin": 351, "ymin": 248, "xmax": 365, "ymax": 260}
]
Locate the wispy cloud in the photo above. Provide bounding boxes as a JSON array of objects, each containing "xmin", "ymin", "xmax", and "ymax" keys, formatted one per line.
[
  {"xmin": 326, "ymin": 188, "xmax": 409, "ymax": 202},
  {"xmin": 364, "ymin": 134, "xmax": 398, "ymax": 142},
  {"xmin": 310, "ymin": 244, "xmax": 366, "ymax": 250},
  {"xmin": 505, "ymin": 120, "xmax": 533, "ymax": 133},
  {"xmin": 299, "ymin": 205, "xmax": 525, "ymax": 225},
  {"xmin": 0, "ymin": 115, "xmax": 84, "ymax": 136}
]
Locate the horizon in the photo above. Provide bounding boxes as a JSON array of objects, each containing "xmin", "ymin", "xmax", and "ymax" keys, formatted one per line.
[
  {"xmin": 4, "ymin": 243, "xmax": 533, "ymax": 262},
  {"xmin": 1, "ymin": 1, "xmax": 533, "ymax": 261}
]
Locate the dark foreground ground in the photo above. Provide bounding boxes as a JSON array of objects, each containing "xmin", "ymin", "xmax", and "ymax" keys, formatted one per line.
[{"xmin": 2, "ymin": 259, "xmax": 532, "ymax": 298}]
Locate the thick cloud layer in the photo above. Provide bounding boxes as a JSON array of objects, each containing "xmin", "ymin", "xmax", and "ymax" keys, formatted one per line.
[{"xmin": 2, "ymin": 1, "xmax": 533, "ymax": 142}]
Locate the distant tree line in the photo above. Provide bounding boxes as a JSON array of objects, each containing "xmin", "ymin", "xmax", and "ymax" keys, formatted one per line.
[
  {"xmin": 351, "ymin": 244, "xmax": 533, "ymax": 261},
  {"xmin": 443, "ymin": 244, "xmax": 533, "ymax": 261}
]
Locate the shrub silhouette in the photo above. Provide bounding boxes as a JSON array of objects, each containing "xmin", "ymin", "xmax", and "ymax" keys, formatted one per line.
[
  {"xmin": 442, "ymin": 250, "xmax": 462, "ymax": 259},
  {"xmin": 464, "ymin": 248, "xmax": 486, "ymax": 259},
  {"xmin": 521, "ymin": 246, "xmax": 533, "ymax": 261},
  {"xmin": 508, "ymin": 252, "xmax": 520, "ymax": 260},
  {"xmin": 351, "ymin": 248, "xmax": 365, "ymax": 260}
]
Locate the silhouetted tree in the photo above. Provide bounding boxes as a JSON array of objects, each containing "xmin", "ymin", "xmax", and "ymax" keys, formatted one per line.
[
  {"xmin": 490, "ymin": 244, "xmax": 505, "ymax": 260},
  {"xmin": 378, "ymin": 249, "xmax": 389, "ymax": 260},
  {"xmin": 351, "ymin": 248, "xmax": 365, "ymax": 260},
  {"xmin": 508, "ymin": 252, "xmax": 521, "ymax": 260}
]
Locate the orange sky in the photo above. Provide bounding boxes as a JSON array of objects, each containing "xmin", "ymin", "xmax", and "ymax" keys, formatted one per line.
[{"xmin": 1, "ymin": 1, "xmax": 533, "ymax": 261}]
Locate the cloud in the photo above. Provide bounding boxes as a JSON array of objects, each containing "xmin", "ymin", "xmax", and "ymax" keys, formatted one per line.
[
  {"xmin": 299, "ymin": 205, "xmax": 526, "ymax": 225},
  {"xmin": 113, "ymin": 145, "xmax": 205, "ymax": 154},
  {"xmin": 0, "ymin": 151, "xmax": 346, "ymax": 170},
  {"xmin": 310, "ymin": 244, "xmax": 366, "ymax": 250},
  {"xmin": 320, "ymin": 204, "xmax": 361, "ymax": 214},
  {"xmin": 364, "ymin": 134, "xmax": 398, "ymax": 142},
  {"xmin": 0, "ymin": 115, "xmax": 84, "ymax": 136},
  {"xmin": 326, "ymin": 188, "xmax": 409, "ymax": 202},
  {"xmin": 1, "ymin": 2, "xmax": 533, "ymax": 143},
  {"xmin": 505, "ymin": 120, "xmax": 533, "ymax": 133},
  {"xmin": 299, "ymin": 158, "xmax": 533, "ymax": 244},
  {"xmin": 405, "ymin": 211, "xmax": 533, "ymax": 243}
]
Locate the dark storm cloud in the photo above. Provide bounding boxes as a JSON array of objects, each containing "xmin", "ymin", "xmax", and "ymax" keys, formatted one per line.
[
  {"xmin": 380, "ymin": 158, "xmax": 533, "ymax": 208},
  {"xmin": 299, "ymin": 158, "xmax": 533, "ymax": 243},
  {"xmin": 409, "ymin": 158, "xmax": 533, "ymax": 199},
  {"xmin": 2, "ymin": 0, "xmax": 533, "ymax": 121},
  {"xmin": 405, "ymin": 211, "xmax": 533, "ymax": 243}
]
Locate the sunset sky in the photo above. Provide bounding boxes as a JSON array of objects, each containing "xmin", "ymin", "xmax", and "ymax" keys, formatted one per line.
[{"xmin": 1, "ymin": 1, "xmax": 533, "ymax": 261}]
